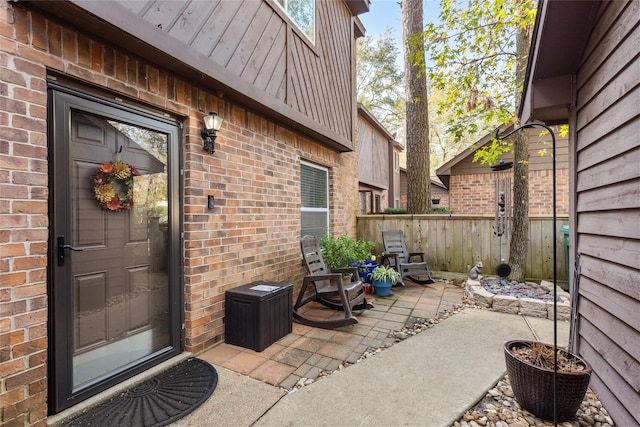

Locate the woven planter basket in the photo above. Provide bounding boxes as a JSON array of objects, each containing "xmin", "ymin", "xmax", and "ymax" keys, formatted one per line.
[{"xmin": 504, "ymin": 340, "xmax": 592, "ymax": 421}]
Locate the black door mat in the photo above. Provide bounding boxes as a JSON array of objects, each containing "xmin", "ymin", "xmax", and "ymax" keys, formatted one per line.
[{"xmin": 62, "ymin": 358, "xmax": 218, "ymax": 427}]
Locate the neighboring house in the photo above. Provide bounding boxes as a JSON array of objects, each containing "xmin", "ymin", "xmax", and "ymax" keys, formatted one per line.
[
  {"xmin": 520, "ymin": 0, "xmax": 639, "ymax": 425},
  {"xmin": 357, "ymin": 104, "xmax": 403, "ymax": 213},
  {"xmin": 399, "ymin": 170, "xmax": 449, "ymax": 210},
  {"xmin": 0, "ymin": 0, "xmax": 369, "ymax": 423},
  {"xmin": 436, "ymin": 126, "xmax": 569, "ymax": 216},
  {"xmin": 429, "ymin": 176, "xmax": 450, "ymax": 208}
]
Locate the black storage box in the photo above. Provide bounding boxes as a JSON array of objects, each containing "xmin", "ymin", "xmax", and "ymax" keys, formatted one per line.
[{"xmin": 225, "ymin": 281, "xmax": 293, "ymax": 352}]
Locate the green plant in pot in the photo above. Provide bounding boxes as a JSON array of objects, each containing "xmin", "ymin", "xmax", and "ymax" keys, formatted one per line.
[
  {"xmin": 369, "ymin": 265, "xmax": 400, "ymax": 297},
  {"xmin": 319, "ymin": 233, "xmax": 375, "ymax": 272}
]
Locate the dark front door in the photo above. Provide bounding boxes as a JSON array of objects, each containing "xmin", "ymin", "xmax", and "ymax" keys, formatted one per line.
[{"xmin": 49, "ymin": 87, "xmax": 181, "ymax": 413}]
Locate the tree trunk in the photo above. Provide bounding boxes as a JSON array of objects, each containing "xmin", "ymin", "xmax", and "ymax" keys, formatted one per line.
[
  {"xmin": 402, "ymin": 0, "xmax": 430, "ymax": 214},
  {"xmin": 508, "ymin": 0, "xmax": 534, "ymax": 282},
  {"xmin": 509, "ymin": 128, "xmax": 529, "ymax": 282}
]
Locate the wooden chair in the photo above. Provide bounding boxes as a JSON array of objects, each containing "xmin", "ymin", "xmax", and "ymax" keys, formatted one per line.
[
  {"xmin": 381, "ymin": 228, "xmax": 435, "ymax": 286},
  {"xmin": 294, "ymin": 235, "xmax": 373, "ymax": 329}
]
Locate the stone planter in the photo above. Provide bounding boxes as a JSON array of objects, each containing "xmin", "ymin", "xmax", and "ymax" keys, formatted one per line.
[{"xmin": 465, "ymin": 279, "xmax": 571, "ymax": 320}]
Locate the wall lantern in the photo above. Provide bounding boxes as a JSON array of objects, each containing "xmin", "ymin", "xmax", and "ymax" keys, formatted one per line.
[{"xmin": 201, "ymin": 111, "xmax": 224, "ymax": 154}]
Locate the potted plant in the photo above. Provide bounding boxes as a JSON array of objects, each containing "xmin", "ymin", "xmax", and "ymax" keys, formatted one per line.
[
  {"xmin": 504, "ymin": 340, "xmax": 592, "ymax": 421},
  {"xmin": 369, "ymin": 265, "xmax": 401, "ymax": 297},
  {"xmin": 319, "ymin": 233, "xmax": 375, "ymax": 271},
  {"xmin": 357, "ymin": 256, "xmax": 379, "ymax": 283}
]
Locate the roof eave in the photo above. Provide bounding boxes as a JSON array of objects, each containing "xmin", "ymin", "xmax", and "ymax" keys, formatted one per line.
[
  {"xmin": 357, "ymin": 104, "xmax": 395, "ymax": 141},
  {"xmin": 519, "ymin": 0, "xmax": 600, "ymax": 124},
  {"xmin": 344, "ymin": 0, "xmax": 370, "ymax": 16}
]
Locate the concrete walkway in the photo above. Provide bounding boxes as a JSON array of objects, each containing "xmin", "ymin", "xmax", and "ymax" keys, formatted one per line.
[{"xmin": 174, "ymin": 308, "xmax": 569, "ymax": 427}]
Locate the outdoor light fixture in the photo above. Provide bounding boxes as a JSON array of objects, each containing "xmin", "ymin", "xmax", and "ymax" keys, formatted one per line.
[{"xmin": 201, "ymin": 111, "xmax": 224, "ymax": 154}]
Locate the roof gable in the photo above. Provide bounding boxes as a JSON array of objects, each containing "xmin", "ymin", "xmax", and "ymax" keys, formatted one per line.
[{"xmin": 435, "ymin": 124, "xmax": 569, "ymax": 189}]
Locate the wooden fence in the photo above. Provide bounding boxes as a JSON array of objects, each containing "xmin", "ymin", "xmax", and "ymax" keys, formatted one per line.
[{"xmin": 356, "ymin": 215, "xmax": 570, "ymax": 282}]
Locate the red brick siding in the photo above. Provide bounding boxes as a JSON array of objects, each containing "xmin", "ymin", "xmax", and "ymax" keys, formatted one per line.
[
  {"xmin": 0, "ymin": 2, "xmax": 359, "ymax": 424},
  {"xmin": 2, "ymin": 4, "xmax": 50, "ymax": 426},
  {"xmin": 399, "ymin": 172, "xmax": 450, "ymax": 210},
  {"xmin": 430, "ymin": 185, "xmax": 450, "ymax": 208},
  {"xmin": 449, "ymin": 169, "xmax": 569, "ymax": 215}
]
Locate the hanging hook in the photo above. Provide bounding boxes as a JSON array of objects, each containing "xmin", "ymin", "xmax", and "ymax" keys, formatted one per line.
[{"xmin": 114, "ymin": 132, "xmax": 123, "ymax": 154}]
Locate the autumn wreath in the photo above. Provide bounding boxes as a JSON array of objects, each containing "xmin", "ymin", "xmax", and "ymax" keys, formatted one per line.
[{"xmin": 92, "ymin": 161, "xmax": 139, "ymax": 211}]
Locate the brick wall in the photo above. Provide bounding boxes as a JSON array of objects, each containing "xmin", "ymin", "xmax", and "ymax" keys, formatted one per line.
[
  {"xmin": 528, "ymin": 168, "xmax": 569, "ymax": 215},
  {"xmin": 183, "ymin": 110, "xmax": 358, "ymax": 353},
  {"xmin": 0, "ymin": 2, "xmax": 358, "ymax": 424},
  {"xmin": 430, "ymin": 185, "xmax": 450, "ymax": 208},
  {"xmin": 449, "ymin": 169, "xmax": 569, "ymax": 215},
  {"xmin": 1, "ymin": 3, "xmax": 50, "ymax": 426}
]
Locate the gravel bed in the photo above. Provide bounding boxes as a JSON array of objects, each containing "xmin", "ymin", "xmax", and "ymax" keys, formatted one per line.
[
  {"xmin": 452, "ymin": 375, "xmax": 615, "ymax": 427},
  {"xmin": 456, "ymin": 295, "xmax": 615, "ymax": 427},
  {"xmin": 479, "ymin": 278, "xmax": 561, "ymax": 302}
]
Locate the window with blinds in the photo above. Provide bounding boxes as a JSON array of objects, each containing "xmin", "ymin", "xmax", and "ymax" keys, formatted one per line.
[{"xmin": 301, "ymin": 161, "xmax": 328, "ymax": 239}]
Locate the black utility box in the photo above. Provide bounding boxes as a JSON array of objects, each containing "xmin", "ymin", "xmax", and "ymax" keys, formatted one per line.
[{"xmin": 225, "ymin": 281, "xmax": 293, "ymax": 352}]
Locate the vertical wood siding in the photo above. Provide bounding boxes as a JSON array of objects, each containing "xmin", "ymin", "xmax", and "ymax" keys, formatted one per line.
[
  {"xmin": 574, "ymin": 1, "xmax": 640, "ymax": 425},
  {"xmin": 118, "ymin": 0, "xmax": 354, "ymax": 141},
  {"xmin": 289, "ymin": 0, "xmax": 353, "ymax": 138},
  {"xmin": 358, "ymin": 114, "xmax": 390, "ymax": 189}
]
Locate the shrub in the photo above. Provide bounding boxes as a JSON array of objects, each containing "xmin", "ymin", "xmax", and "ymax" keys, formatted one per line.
[
  {"xmin": 320, "ymin": 233, "xmax": 375, "ymax": 269},
  {"xmin": 430, "ymin": 206, "xmax": 453, "ymax": 214},
  {"xmin": 383, "ymin": 207, "xmax": 407, "ymax": 214},
  {"xmin": 383, "ymin": 207, "xmax": 452, "ymax": 214}
]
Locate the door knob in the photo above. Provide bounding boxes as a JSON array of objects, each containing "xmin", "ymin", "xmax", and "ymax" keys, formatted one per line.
[{"xmin": 57, "ymin": 236, "xmax": 83, "ymax": 266}]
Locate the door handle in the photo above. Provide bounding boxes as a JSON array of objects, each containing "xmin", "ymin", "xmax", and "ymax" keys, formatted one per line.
[{"xmin": 57, "ymin": 235, "xmax": 83, "ymax": 266}]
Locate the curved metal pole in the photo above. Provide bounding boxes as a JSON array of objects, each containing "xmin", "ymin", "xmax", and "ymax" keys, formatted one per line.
[{"xmin": 495, "ymin": 122, "xmax": 558, "ymax": 426}]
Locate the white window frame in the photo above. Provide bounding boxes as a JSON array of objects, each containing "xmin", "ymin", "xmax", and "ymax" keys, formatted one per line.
[
  {"xmin": 301, "ymin": 160, "xmax": 329, "ymax": 239},
  {"xmin": 274, "ymin": 0, "xmax": 316, "ymax": 43}
]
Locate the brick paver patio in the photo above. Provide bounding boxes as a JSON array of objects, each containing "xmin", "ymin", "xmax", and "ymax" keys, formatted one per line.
[{"xmin": 198, "ymin": 280, "xmax": 464, "ymax": 390}]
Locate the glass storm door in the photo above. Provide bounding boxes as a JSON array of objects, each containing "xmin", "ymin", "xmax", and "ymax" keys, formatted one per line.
[{"xmin": 49, "ymin": 88, "xmax": 181, "ymax": 413}]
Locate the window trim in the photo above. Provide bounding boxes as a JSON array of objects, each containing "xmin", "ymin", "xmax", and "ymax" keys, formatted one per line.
[
  {"xmin": 273, "ymin": 0, "xmax": 316, "ymax": 44},
  {"xmin": 301, "ymin": 160, "xmax": 329, "ymax": 238},
  {"xmin": 359, "ymin": 190, "xmax": 373, "ymax": 214}
]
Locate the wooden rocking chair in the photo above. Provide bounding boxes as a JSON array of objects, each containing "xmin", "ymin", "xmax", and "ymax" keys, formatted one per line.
[
  {"xmin": 381, "ymin": 229, "xmax": 435, "ymax": 286},
  {"xmin": 293, "ymin": 235, "xmax": 373, "ymax": 329}
]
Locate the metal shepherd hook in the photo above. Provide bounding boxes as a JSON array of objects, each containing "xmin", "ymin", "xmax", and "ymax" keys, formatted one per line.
[{"xmin": 494, "ymin": 121, "xmax": 559, "ymax": 426}]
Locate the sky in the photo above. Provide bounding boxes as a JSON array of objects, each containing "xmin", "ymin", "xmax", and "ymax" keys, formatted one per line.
[{"xmin": 358, "ymin": 0, "xmax": 442, "ymax": 42}]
